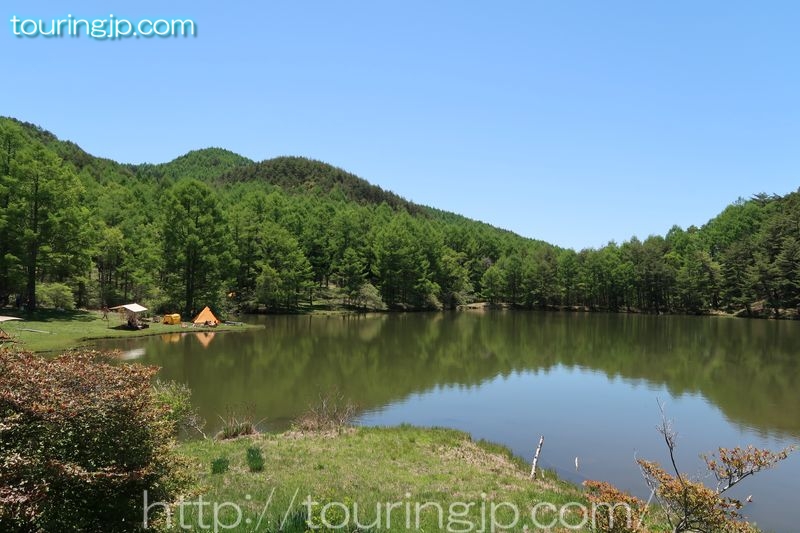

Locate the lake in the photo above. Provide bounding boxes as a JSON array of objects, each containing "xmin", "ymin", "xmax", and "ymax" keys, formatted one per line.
[{"xmin": 97, "ymin": 311, "xmax": 800, "ymax": 532}]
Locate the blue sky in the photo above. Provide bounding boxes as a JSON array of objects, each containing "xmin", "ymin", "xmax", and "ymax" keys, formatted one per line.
[{"xmin": 4, "ymin": 1, "xmax": 798, "ymax": 250}]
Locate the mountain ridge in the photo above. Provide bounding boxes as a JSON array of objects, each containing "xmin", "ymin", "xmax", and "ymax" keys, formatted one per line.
[
  {"xmin": 1, "ymin": 115, "xmax": 797, "ymax": 318},
  {"xmin": 2, "ymin": 116, "xmax": 526, "ymax": 241}
]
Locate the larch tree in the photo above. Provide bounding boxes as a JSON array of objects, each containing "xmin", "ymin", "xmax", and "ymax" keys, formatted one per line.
[
  {"xmin": 9, "ymin": 144, "xmax": 86, "ymax": 311},
  {"xmin": 161, "ymin": 178, "xmax": 229, "ymax": 315}
]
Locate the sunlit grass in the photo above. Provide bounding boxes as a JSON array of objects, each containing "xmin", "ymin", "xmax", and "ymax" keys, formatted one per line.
[
  {"xmin": 174, "ymin": 426, "xmax": 593, "ymax": 532},
  {"xmin": 0, "ymin": 308, "xmax": 255, "ymax": 352}
]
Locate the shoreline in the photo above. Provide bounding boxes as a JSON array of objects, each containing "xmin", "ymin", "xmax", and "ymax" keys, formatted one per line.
[
  {"xmin": 248, "ymin": 300, "xmax": 798, "ymax": 320},
  {"xmin": 0, "ymin": 308, "xmax": 259, "ymax": 353},
  {"xmin": 3, "ymin": 302, "xmax": 796, "ymax": 353}
]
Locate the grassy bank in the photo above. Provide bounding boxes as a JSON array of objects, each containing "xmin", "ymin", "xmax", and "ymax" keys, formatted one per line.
[
  {"xmin": 0, "ymin": 308, "xmax": 256, "ymax": 353},
  {"xmin": 173, "ymin": 426, "xmax": 615, "ymax": 532}
]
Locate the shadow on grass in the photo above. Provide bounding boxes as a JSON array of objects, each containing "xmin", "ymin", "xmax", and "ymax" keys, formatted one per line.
[
  {"xmin": 0, "ymin": 308, "xmax": 99, "ymax": 323},
  {"xmin": 109, "ymin": 324, "xmax": 150, "ymax": 331}
]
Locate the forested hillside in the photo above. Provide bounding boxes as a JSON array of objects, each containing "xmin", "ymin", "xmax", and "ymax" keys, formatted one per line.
[{"xmin": 1, "ymin": 117, "xmax": 798, "ymax": 317}]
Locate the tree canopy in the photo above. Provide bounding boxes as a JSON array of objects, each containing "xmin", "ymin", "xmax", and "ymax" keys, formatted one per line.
[{"xmin": 1, "ymin": 116, "xmax": 798, "ymax": 317}]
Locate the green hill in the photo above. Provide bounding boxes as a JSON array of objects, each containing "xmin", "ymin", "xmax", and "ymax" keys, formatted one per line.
[
  {"xmin": 134, "ymin": 148, "xmax": 254, "ymax": 183},
  {"xmin": 1, "ymin": 116, "xmax": 798, "ymax": 319},
  {"xmin": 219, "ymin": 156, "xmax": 423, "ymax": 214}
]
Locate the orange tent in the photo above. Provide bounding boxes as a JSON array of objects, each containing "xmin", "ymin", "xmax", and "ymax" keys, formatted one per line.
[{"xmin": 192, "ymin": 306, "xmax": 220, "ymax": 326}]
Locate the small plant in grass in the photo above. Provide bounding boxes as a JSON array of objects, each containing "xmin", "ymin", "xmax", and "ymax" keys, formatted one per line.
[
  {"xmin": 293, "ymin": 390, "xmax": 357, "ymax": 433},
  {"xmin": 211, "ymin": 456, "xmax": 230, "ymax": 474},
  {"xmin": 246, "ymin": 446, "xmax": 265, "ymax": 472},
  {"xmin": 215, "ymin": 405, "xmax": 263, "ymax": 440}
]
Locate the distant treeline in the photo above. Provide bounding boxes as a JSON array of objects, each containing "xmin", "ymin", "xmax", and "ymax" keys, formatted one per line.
[{"xmin": 1, "ymin": 117, "xmax": 798, "ymax": 317}]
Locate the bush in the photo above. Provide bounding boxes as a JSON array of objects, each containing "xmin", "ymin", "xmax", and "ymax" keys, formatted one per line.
[
  {"xmin": 293, "ymin": 391, "xmax": 357, "ymax": 434},
  {"xmin": 586, "ymin": 405, "xmax": 794, "ymax": 533},
  {"xmin": 37, "ymin": 282, "xmax": 75, "ymax": 310},
  {"xmin": 152, "ymin": 380, "xmax": 206, "ymax": 438},
  {"xmin": 246, "ymin": 447, "xmax": 265, "ymax": 473},
  {"xmin": 583, "ymin": 480, "xmax": 646, "ymax": 533},
  {"xmin": 638, "ymin": 409, "xmax": 794, "ymax": 533},
  {"xmin": 0, "ymin": 350, "xmax": 181, "ymax": 532},
  {"xmin": 353, "ymin": 282, "xmax": 386, "ymax": 311},
  {"xmin": 210, "ymin": 457, "xmax": 230, "ymax": 475}
]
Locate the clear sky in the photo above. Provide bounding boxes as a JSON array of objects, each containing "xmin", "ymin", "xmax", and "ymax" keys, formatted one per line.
[{"xmin": 4, "ymin": 1, "xmax": 798, "ymax": 250}]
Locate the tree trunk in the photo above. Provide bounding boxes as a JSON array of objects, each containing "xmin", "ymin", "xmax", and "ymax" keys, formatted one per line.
[
  {"xmin": 26, "ymin": 177, "xmax": 39, "ymax": 311},
  {"xmin": 26, "ymin": 245, "xmax": 37, "ymax": 311}
]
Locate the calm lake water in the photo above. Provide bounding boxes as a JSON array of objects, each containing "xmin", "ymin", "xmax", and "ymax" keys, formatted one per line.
[{"xmin": 97, "ymin": 311, "xmax": 800, "ymax": 532}]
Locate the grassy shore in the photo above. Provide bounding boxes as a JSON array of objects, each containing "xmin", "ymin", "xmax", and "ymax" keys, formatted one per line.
[
  {"xmin": 0, "ymin": 308, "xmax": 255, "ymax": 353},
  {"xmin": 173, "ymin": 425, "xmax": 622, "ymax": 533}
]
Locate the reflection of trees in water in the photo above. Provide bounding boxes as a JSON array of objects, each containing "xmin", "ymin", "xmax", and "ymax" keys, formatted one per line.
[{"xmin": 136, "ymin": 312, "xmax": 800, "ymax": 436}]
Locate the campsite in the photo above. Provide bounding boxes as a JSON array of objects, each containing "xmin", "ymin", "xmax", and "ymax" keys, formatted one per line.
[
  {"xmin": 109, "ymin": 303, "xmax": 221, "ymax": 330},
  {"xmin": 0, "ymin": 306, "xmax": 247, "ymax": 353}
]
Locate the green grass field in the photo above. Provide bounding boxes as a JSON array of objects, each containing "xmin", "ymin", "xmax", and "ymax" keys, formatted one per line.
[
  {"xmin": 172, "ymin": 426, "xmax": 600, "ymax": 532},
  {"xmin": 0, "ymin": 308, "xmax": 254, "ymax": 353}
]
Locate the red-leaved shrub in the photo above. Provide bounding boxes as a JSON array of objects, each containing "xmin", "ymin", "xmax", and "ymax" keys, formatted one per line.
[{"xmin": 0, "ymin": 350, "xmax": 179, "ymax": 532}]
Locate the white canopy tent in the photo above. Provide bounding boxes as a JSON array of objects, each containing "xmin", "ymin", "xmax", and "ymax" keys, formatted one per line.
[
  {"xmin": 0, "ymin": 316, "xmax": 22, "ymax": 340},
  {"xmin": 109, "ymin": 303, "xmax": 148, "ymax": 328},
  {"xmin": 109, "ymin": 303, "xmax": 148, "ymax": 314}
]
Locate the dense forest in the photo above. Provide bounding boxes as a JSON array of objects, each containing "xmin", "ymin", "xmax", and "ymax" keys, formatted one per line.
[{"xmin": 0, "ymin": 117, "xmax": 798, "ymax": 318}]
